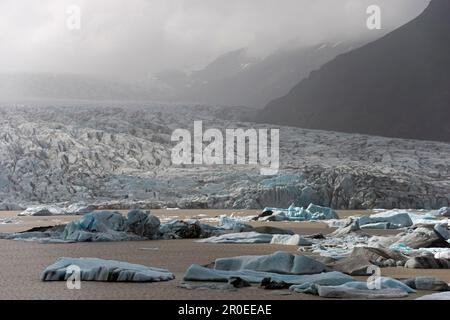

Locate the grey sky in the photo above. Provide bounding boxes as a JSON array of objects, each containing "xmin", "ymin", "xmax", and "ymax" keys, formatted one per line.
[{"xmin": 0, "ymin": 0, "xmax": 429, "ymax": 80}]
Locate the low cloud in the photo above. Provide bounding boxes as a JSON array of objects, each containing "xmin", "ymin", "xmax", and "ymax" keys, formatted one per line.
[{"xmin": 0, "ymin": 0, "xmax": 429, "ymax": 80}]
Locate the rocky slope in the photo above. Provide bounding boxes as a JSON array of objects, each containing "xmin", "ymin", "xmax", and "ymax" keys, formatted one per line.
[{"xmin": 0, "ymin": 104, "xmax": 449, "ymax": 210}]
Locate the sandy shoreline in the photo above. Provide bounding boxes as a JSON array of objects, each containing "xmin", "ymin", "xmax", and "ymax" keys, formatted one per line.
[{"xmin": 0, "ymin": 209, "xmax": 449, "ymax": 300}]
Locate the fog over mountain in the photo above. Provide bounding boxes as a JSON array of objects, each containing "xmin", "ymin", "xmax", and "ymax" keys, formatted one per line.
[
  {"xmin": 1, "ymin": 0, "xmax": 428, "ymax": 84},
  {"xmin": 156, "ymin": 41, "xmax": 372, "ymax": 108}
]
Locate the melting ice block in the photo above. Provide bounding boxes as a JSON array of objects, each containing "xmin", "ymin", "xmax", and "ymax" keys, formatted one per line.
[{"xmin": 42, "ymin": 257, "xmax": 175, "ymax": 282}]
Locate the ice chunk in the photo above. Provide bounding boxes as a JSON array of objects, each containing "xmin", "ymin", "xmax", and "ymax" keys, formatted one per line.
[
  {"xmin": 214, "ymin": 251, "xmax": 327, "ymax": 275},
  {"xmin": 392, "ymin": 226, "xmax": 449, "ymax": 249},
  {"xmin": 259, "ymin": 203, "xmax": 338, "ymax": 222},
  {"xmin": 65, "ymin": 203, "xmax": 96, "ymax": 215},
  {"xmin": 405, "ymin": 256, "xmax": 450, "ymax": 269},
  {"xmin": 19, "ymin": 205, "xmax": 64, "ymax": 216},
  {"xmin": 218, "ymin": 215, "xmax": 253, "ymax": 232},
  {"xmin": 197, "ymin": 232, "xmax": 274, "ymax": 244},
  {"xmin": 332, "ymin": 247, "xmax": 408, "ymax": 275},
  {"xmin": 184, "ymin": 264, "xmax": 352, "ymax": 286},
  {"xmin": 317, "ymin": 284, "xmax": 409, "ymax": 299},
  {"xmin": 360, "ymin": 222, "xmax": 390, "ymax": 230},
  {"xmin": 19, "ymin": 204, "xmax": 96, "ymax": 216},
  {"xmin": 159, "ymin": 219, "xmax": 203, "ymax": 239},
  {"xmin": 359, "ymin": 211, "xmax": 413, "ymax": 229},
  {"xmin": 326, "ymin": 219, "xmax": 351, "ymax": 228},
  {"xmin": 434, "ymin": 223, "xmax": 450, "ymax": 240},
  {"xmin": 417, "ymin": 292, "xmax": 450, "ymax": 300},
  {"xmin": 435, "ymin": 250, "xmax": 450, "ymax": 260},
  {"xmin": 341, "ymin": 278, "xmax": 415, "ymax": 293},
  {"xmin": 288, "ymin": 272, "xmax": 355, "ymax": 292},
  {"xmin": 270, "ymin": 234, "xmax": 312, "ymax": 246},
  {"xmin": 42, "ymin": 257, "xmax": 174, "ymax": 282},
  {"xmin": 298, "ymin": 277, "xmax": 414, "ymax": 296},
  {"xmin": 434, "ymin": 207, "xmax": 450, "ymax": 217},
  {"xmin": 402, "ymin": 277, "xmax": 450, "ymax": 291},
  {"xmin": 306, "ymin": 204, "xmax": 338, "ymax": 220},
  {"xmin": 61, "ymin": 210, "xmax": 160, "ymax": 242},
  {"xmin": 126, "ymin": 209, "xmax": 160, "ymax": 238}
]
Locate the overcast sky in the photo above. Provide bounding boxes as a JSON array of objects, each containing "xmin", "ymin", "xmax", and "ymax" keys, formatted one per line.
[{"xmin": 0, "ymin": 0, "xmax": 429, "ymax": 80}]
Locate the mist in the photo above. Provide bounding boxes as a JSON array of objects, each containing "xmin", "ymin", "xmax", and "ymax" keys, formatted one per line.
[{"xmin": 0, "ymin": 0, "xmax": 429, "ymax": 81}]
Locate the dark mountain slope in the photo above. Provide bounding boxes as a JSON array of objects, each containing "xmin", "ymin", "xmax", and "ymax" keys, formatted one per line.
[{"xmin": 259, "ymin": 0, "xmax": 450, "ymax": 142}]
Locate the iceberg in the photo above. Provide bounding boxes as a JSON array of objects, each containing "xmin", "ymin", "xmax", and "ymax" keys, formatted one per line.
[
  {"xmin": 42, "ymin": 257, "xmax": 175, "ymax": 282},
  {"xmin": 213, "ymin": 251, "xmax": 327, "ymax": 275},
  {"xmin": 258, "ymin": 203, "xmax": 338, "ymax": 222},
  {"xmin": 358, "ymin": 211, "xmax": 413, "ymax": 229},
  {"xmin": 159, "ymin": 219, "xmax": 203, "ymax": 239},
  {"xmin": 299, "ymin": 277, "xmax": 415, "ymax": 297},
  {"xmin": 391, "ymin": 225, "xmax": 450, "ymax": 249},
  {"xmin": 402, "ymin": 277, "xmax": 450, "ymax": 291},
  {"xmin": 65, "ymin": 203, "xmax": 97, "ymax": 215},
  {"xmin": 62, "ymin": 211, "xmax": 141, "ymax": 242},
  {"xmin": 434, "ymin": 207, "xmax": 450, "ymax": 217},
  {"xmin": 417, "ymin": 292, "xmax": 450, "ymax": 300},
  {"xmin": 405, "ymin": 256, "xmax": 450, "ymax": 269},
  {"xmin": 217, "ymin": 215, "xmax": 253, "ymax": 232},
  {"xmin": 19, "ymin": 203, "xmax": 96, "ymax": 216},
  {"xmin": 306, "ymin": 204, "xmax": 339, "ymax": 219},
  {"xmin": 332, "ymin": 247, "xmax": 408, "ymax": 275},
  {"xmin": 317, "ymin": 284, "xmax": 409, "ymax": 299},
  {"xmin": 197, "ymin": 232, "xmax": 274, "ymax": 244},
  {"xmin": 184, "ymin": 264, "xmax": 352, "ymax": 286},
  {"xmin": 288, "ymin": 272, "xmax": 355, "ymax": 293},
  {"xmin": 19, "ymin": 205, "xmax": 64, "ymax": 216},
  {"xmin": 434, "ymin": 223, "xmax": 450, "ymax": 240},
  {"xmin": 270, "ymin": 234, "xmax": 312, "ymax": 246},
  {"xmin": 1, "ymin": 210, "xmax": 226, "ymax": 243}
]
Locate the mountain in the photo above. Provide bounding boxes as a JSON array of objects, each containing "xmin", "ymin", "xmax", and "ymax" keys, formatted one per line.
[
  {"xmin": 0, "ymin": 73, "xmax": 168, "ymax": 102},
  {"xmin": 156, "ymin": 43, "xmax": 363, "ymax": 108},
  {"xmin": 258, "ymin": 0, "xmax": 450, "ymax": 143}
]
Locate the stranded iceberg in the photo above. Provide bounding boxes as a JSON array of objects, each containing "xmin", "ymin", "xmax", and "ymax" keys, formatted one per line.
[
  {"xmin": 1, "ymin": 210, "xmax": 224, "ymax": 243},
  {"xmin": 181, "ymin": 251, "xmax": 449, "ymax": 298},
  {"xmin": 255, "ymin": 203, "xmax": 339, "ymax": 221},
  {"xmin": 42, "ymin": 257, "xmax": 174, "ymax": 282}
]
